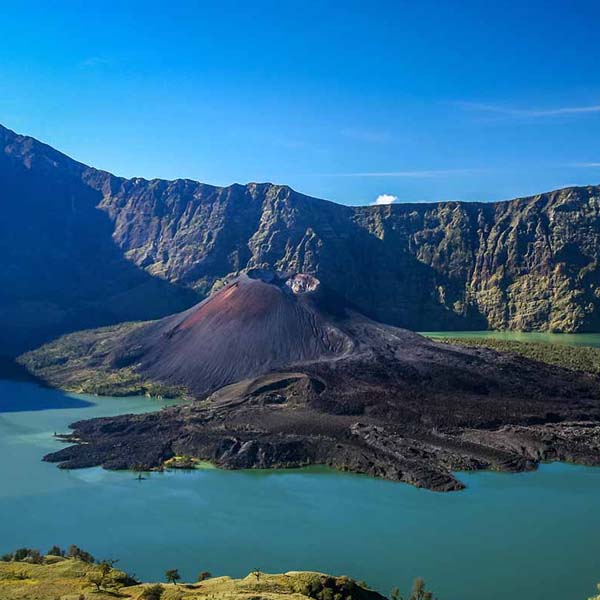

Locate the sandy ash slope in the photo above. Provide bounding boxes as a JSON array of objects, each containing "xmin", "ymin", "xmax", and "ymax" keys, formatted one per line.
[
  {"xmin": 29, "ymin": 271, "xmax": 600, "ymax": 491},
  {"xmin": 118, "ymin": 270, "xmax": 356, "ymax": 397}
]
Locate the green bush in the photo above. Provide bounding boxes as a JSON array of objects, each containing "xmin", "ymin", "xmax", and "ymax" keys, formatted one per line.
[
  {"xmin": 67, "ymin": 545, "xmax": 95, "ymax": 564},
  {"xmin": 441, "ymin": 337, "xmax": 600, "ymax": 374},
  {"xmin": 47, "ymin": 545, "xmax": 64, "ymax": 557},
  {"xmin": 141, "ymin": 583, "xmax": 165, "ymax": 599}
]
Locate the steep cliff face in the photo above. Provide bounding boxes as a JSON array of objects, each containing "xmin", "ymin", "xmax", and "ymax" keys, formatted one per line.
[
  {"xmin": 99, "ymin": 176, "xmax": 600, "ymax": 333},
  {"xmin": 351, "ymin": 190, "xmax": 600, "ymax": 331},
  {"xmin": 2, "ymin": 123, "xmax": 600, "ymax": 353}
]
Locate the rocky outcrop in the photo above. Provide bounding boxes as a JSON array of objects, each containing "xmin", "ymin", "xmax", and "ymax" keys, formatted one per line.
[
  {"xmin": 3, "ymin": 123, "xmax": 600, "ymax": 353},
  {"xmin": 44, "ymin": 358, "xmax": 600, "ymax": 490}
]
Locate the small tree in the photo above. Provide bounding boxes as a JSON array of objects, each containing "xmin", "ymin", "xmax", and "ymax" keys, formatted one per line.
[
  {"xmin": 252, "ymin": 568, "xmax": 262, "ymax": 582},
  {"xmin": 391, "ymin": 586, "xmax": 403, "ymax": 600},
  {"xmin": 30, "ymin": 550, "xmax": 43, "ymax": 564},
  {"xmin": 198, "ymin": 571, "xmax": 212, "ymax": 581},
  {"xmin": 68, "ymin": 545, "xmax": 95, "ymax": 564},
  {"xmin": 140, "ymin": 584, "xmax": 165, "ymax": 600},
  {"xmin": 408, "ymin": 578, "xmax": 435, "ymax": 600},
  {"xmin": 47, "ymin": 545, "xmax": 64, "ymax": 557},
  {"xmin": 320, "ymin": 588, "xmax": 334, "ymax": 600},
  {"xmin": 87, "ymin": 560, "xmax": 117, "ymax": 592},
  {"xmin": 88, "ymin": 570, "xmax": 105, "ymax": 592},
  {"xmin": 13, "ymin": 548, "xmax": 30, "ymax": 561},
  {"xmin": 165, "ymin": 569, "xmax": 181, "ymax": 585}
]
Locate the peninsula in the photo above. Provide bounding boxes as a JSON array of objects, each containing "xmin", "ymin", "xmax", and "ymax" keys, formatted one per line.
[{"xmin": 24, "ymin": 271, "xmax": 600, "ymax": 491}]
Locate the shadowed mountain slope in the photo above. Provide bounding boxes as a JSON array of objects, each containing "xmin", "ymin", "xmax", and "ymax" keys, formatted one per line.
[
  {"xmin": 2, "ymin": 124, "xmax": 600, "ymax": 354},
  {"xmin": 0, "ymin": 125, "xmax": 197, "ymax": 355},
  {"xmin": 31, "ymin": 272, "xmax": 600, "ymax": 491}
]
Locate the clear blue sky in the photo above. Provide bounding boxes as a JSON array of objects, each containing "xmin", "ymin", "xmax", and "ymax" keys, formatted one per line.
[{"xmin": 1, "ymin": 0, "xmax": 600, "ymax": 206}]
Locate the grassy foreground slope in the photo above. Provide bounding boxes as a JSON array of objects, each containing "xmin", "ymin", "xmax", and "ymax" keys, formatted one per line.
[
  {"xmin": 0, "ymin": 556, "xmax": 387, "ymax": 600},
  {"xmin": 1, "ymin": 552, "xmax": 599, "ymax": 599}
]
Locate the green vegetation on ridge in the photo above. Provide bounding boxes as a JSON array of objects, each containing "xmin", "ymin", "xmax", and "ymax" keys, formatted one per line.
[
  {"xmin": 2, "ymin": 546, "xmax": 600, "ymax": 599},
  {"xmin": 437, "ymin": 336, "xmax": 600, "ymax": 374},
  {"xmin": 18, "ymin": 322, "xmax": 190, "ymax": 399},
  {"xmin": 0, "ymin": 546, "xmax": 439, "ymax": 600}
]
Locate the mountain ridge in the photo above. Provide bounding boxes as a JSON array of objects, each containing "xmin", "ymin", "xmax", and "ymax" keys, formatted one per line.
[
  {"xmin": 3, "ymin": 123, "xmax": 600, "ymax": 355},
  {"xmin": 1, "ymin": 120, "xmax": 589, "ymax": 210}
]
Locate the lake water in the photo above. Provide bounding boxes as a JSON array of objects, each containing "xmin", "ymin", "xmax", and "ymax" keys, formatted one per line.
[
  {"xmin": 1, "ymin": 356, "xmax": 600, "ymax": 600},
  {"xmin": 422, "ymin": 330, "xmax": 600, "ymax": 347}
]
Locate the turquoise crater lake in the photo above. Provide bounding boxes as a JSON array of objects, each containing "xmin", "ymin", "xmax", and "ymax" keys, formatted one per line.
[
  {"xmin": 422, "ymin": 330, "xmax": 600, "ymax": 347},
  {"xmin": 2, "ymin": 338, "xmax": 600, "ymax": 600}
]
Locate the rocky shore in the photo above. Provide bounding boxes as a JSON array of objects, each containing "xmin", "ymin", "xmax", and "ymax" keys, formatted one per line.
[{"xmin": 44, "ymin": 352, "xmax": 600, "ymax": 491}]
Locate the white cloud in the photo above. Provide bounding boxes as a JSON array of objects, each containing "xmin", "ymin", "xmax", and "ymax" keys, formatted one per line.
[
  {"xmin": 373, "ymin": 194, "xmax": 398, "ymax": 205},
  {"xmin": 456, "ymin": 101, "xmax": 600, "ymax": 118},
  {"xmin": 574, "ymin": 162, "xmax": 600, "ymax": 167}
]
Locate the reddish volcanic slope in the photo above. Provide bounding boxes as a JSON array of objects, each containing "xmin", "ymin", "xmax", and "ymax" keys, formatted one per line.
[{"xmin": 118, "ymin": 270, "xmax": 357, "ymax": 397}]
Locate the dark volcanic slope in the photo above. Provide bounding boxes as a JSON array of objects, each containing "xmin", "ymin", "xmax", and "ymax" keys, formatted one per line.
[
  {"xmin": 120, "ymin": 271, "xmax": 355, "ymax": 397},
  {"xmin": 3, "ymin": 123, "xmax": 600, "ymax": 354},
  {"xmin": 41, "ymin": 272, "xmax": 600, "ymax": 491}
]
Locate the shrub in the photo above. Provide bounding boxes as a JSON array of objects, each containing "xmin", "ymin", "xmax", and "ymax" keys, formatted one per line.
[
  {"xmin": 13, "ymin": 548, "xmax": 31, "ymax": 561},
  {"xmin": 141, "ymin": 583, "xmax": 165, "ymax": 599},
  {"xmin": 165, "ymin": 569, "xmax": 181, "ymax": 585},
  {"xmin": 408, "ymin": 578, "xmax": 435, "ymax": 600},
  {"xmin": 47, "ymin": 545, "xmax": 64, "ymax": 557},
  {"xmin": 67, "ymin": 545, "xmax": 95, "ymax": 564},
  {"xmin": 86, "ymin": 560, "xmax": 125, "ymax": 593},
  {"xmin": 27, "ymin": 549, "xmax": 43, "ymax": 564}
]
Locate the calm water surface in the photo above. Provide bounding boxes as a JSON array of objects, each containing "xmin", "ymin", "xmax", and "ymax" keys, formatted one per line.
[
  {"xmin": 1, "ymin": 354, "xmax": 600, "ymax": 600},
  {"xmin": 422, "ymin": 330, "xmax": 600, "ymax": 347}
]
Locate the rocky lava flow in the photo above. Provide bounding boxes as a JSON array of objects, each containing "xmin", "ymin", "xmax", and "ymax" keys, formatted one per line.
[{"xmin": 41, "ymin": 271, "xmax": 600, "ymax": 491}]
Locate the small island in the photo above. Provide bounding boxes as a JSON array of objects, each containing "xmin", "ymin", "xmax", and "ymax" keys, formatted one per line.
[{"xmin": 23, "ymin": 272, "xmax": 600, "ymax": 492}]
